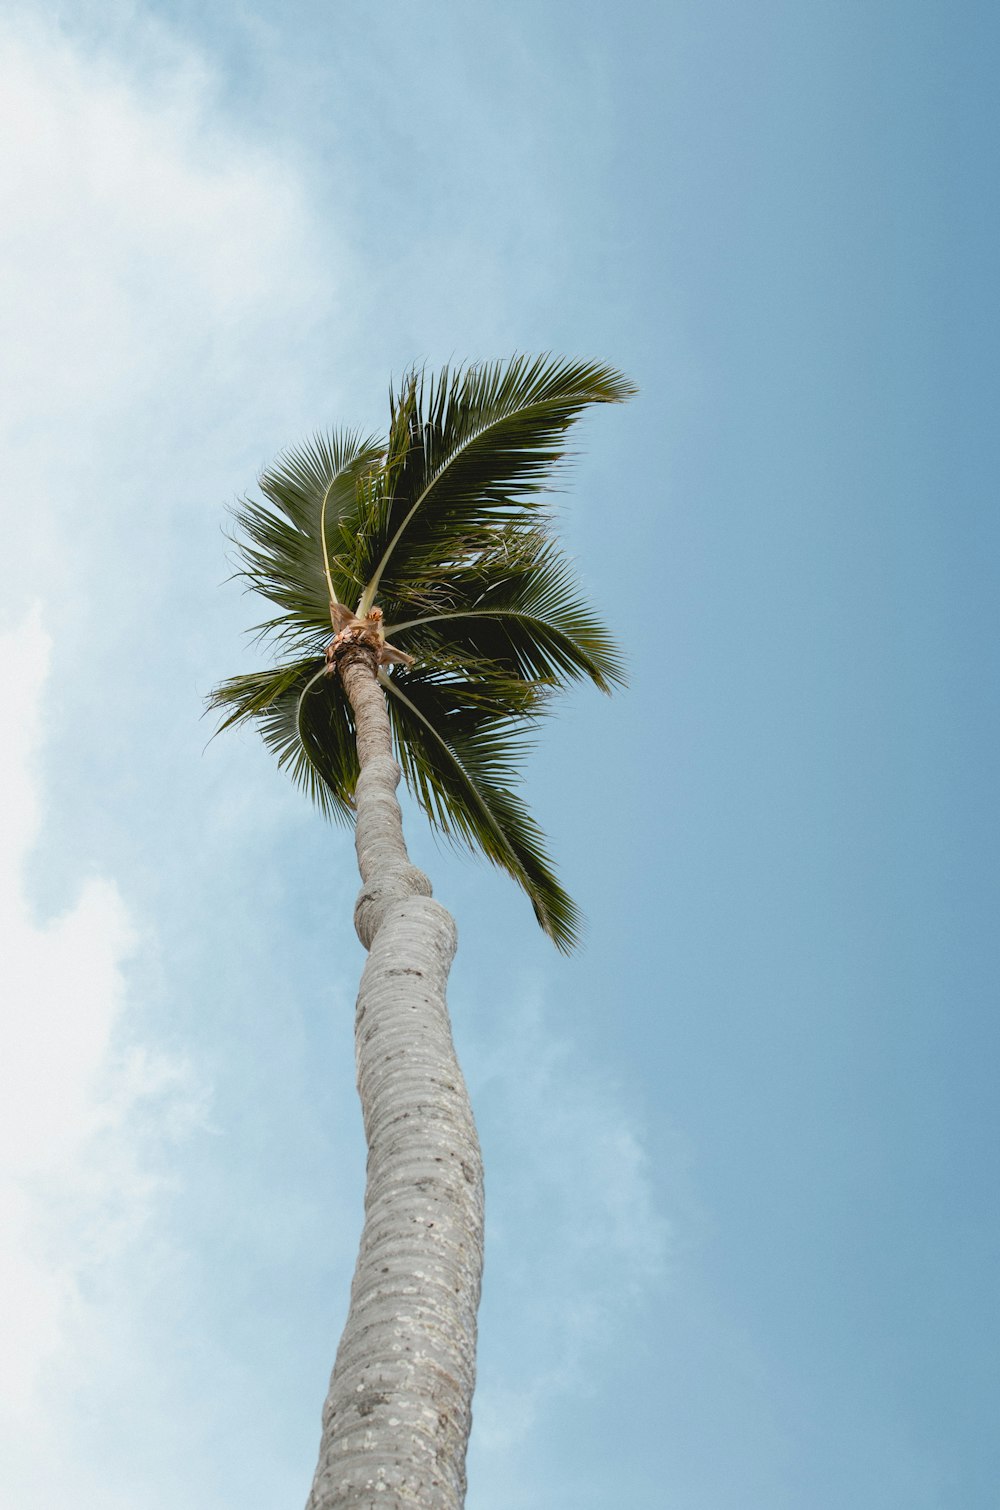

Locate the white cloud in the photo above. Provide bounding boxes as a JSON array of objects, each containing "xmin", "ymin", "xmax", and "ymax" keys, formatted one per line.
[
  {"xmin": 0, "ymin": 8, "xmax": 340, "ymax": 636},
  {"xmin": 0, "ymin": 612, "xmax": 205, "ymax": 1439},
  {"xmin": 464, "ymin": 988, "xmax": 670, "ymax": 1457},
  {"xmin": 0, "ymin": 12, "xmax": 320, "ymax": 415},
  {"xmin": 0, "ymin": 16, "xmax": 343, "ymax": 1503}
]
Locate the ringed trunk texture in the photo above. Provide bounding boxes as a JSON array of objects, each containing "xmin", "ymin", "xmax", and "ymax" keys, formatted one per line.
[{"xmin": 306, "ymin": 643, "xmax": 485, "ymax": 1510}]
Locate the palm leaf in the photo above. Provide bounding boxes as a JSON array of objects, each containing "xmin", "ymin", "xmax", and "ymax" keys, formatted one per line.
[
  {"xmin": 231, "ymin": 430, "xmax": 386, "ymax": 656},
  {"xmin": 209, "ymin": 658, "xmax": 359, "ymax": 824},
  {"xmin": 358, "ymin": 357, "xmax": 636, "ymax": 613},
  {"xmin": 209, "ymin": 658, "xmax": 318, "ymax": 733},
  {"xmin": 379, "ymin": 665, "xmax": 580, "ymax": 951},
  {"xmin": 383, "ymin": 534, "xmax": 625, "ymax": 692}
]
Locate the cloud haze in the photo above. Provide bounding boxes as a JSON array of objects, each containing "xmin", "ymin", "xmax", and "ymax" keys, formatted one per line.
[{"xmin": 0, "ymin": 611, "xmax": 208, "ymax": 1508}]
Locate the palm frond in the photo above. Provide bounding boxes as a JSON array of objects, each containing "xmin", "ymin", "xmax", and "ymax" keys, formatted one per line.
[
  {"xmin": 380, "ymin": 666, "xmax": 580, "ymax": 951},
  {"xmin": 383, "ymin": 534, "xmax": 626, "ymax": 693},
  {"xmin": 358, "ymin": 356, "xmax": 636, "ymax": 612},
  {"xmin": 231, "ymin": 430, "xmax": 386, "ymax": 655},
  {"xmin": 209, "ymin": 658, "xmax": 359, "ymax": 824},
  {"xmin": 208, "ymin": 658, "xmax": 318, "ymax": 733}
]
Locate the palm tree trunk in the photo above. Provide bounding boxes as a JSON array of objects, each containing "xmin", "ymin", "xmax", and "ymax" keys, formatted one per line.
[{"xmin": 306, "ymin": 641, "xmax": 484, "ymax": 1510}]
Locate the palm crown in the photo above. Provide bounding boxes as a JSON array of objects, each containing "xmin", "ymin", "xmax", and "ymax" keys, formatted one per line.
[{"xmin": 210, "ymin": 356, "xmax": 635, "ymax": 951}]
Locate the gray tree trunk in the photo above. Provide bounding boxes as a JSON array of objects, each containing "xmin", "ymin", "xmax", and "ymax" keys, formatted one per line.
[{"xmin": 306, "ymin": 641, "xmax": 484, "ymax": 1510}]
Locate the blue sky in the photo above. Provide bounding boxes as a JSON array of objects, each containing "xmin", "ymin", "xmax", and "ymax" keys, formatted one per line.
[{"xmin": 0, "ymin": 2, "xmax": 997, "ymax": 1507}]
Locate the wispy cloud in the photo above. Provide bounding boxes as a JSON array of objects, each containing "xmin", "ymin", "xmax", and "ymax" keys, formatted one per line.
[
  {"xmin": 0, "ymin": 612, "xmax": 207, "ymax": 1501},
  {"xmin": 0, "ymin": 15, "xmax": 347, "ymax": 1504},
  {"xmin": 0, "ymin": 8, "xmax": 341, "ymax": 638},
  {"xmin": 462, "ymin": 987, "xmax": 670, "ymax": 1462}
]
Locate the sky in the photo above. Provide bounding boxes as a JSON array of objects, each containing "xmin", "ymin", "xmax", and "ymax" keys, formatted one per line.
[{"xmin": 0, "ymin": 2, "xmax": 997, "ymax": 1507}]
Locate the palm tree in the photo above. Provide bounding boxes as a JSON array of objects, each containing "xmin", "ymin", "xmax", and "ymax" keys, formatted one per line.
[{"xmin": 210, "ymin": 356, "xmax": 634, "ymax": 1509}]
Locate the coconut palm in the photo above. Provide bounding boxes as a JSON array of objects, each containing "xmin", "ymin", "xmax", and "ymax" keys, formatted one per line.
[{"xmin": 210, "ymin": 355, "xmax": 634, "ymax": 1510}]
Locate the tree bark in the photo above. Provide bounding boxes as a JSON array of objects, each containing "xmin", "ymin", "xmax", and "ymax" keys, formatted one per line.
[{"xmin": 306, "ymin": 642, "xmax": 484, "ymax": 1510}]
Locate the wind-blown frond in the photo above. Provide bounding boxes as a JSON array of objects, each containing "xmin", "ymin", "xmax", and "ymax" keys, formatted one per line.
[
  {"xmin": 383, "ymin": 533, "xmax": 626, "ymax": 693},
  {"xmin": 357, "ymin": 356, "xmax": 636, "ymax": 613},
  {"xmin": 209, "ymin": 658, "xmax": 359, "ymax": 824},
  {"xmin": 209, "ymin": 658, "xmax": 318, "ymax": 734},
  {"xmin": 379, "ymin": 666, "xmax": 580, "ymax": 951},
  {"xmin": 231, "ymin": 430, "xmax": 386, "ymax": 655}
]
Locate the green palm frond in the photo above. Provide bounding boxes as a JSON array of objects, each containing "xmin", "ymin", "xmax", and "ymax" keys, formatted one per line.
[
  {"xmin": 383, "ymin": 532, "xmax": 626, "ymax": 693},
  {"xmin": 357, "ymin": 356, "xmax": 636, "ymax": 614},
  {"xmin": 232, "ymin": 430, "xmax": 386, "ymax": 655},
  {"xmin": 379, "ymin": 666, "xmax": 580, "ymax": 951},
  {"xmin": 210, "ymin": 355, "xmax": 633, "ymax": 949},
  {"xmin": 209, "ymin": 659, "xmax": 318, "ymax": 733},
  {"xmin": 209, "ymin": 658, "xmax": 359, "ymax": 824}
]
